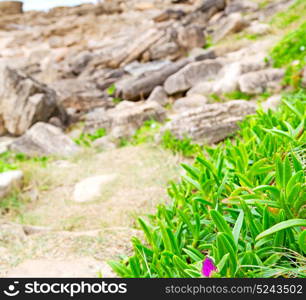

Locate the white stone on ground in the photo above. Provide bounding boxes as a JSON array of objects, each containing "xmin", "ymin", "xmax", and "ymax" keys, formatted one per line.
[
  {"xmin": 73, "ymin": 174, "xmax": 117, "ymax": 203},
  {"xmin": 0, "ymin": 170, "xmax": 23, "ymax": 198}
]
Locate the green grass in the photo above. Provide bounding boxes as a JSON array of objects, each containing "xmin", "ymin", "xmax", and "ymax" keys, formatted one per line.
[
  {"xmin": 270, "ymin": 0, "xmax": 306, "ymax": 29},
  {"xmin": 74, "ymin": 128, "xmax": 107, "ymax": 147},
  {"xmin": 109, "ymin": 90, "xmax": 306, "ymax": 278},
  {"xmin": 270, "ymin": 21, "xmax": 306, "ymax": 88}
]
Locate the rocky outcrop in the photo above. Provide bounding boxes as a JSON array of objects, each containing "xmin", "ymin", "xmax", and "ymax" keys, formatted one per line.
[
  {"xmin": 213, "ymin": 13, "xmax": 249, "ymax": 42},
  {"xmin": 118, "ymin": 59, "xmax": 190, "ymax": 100},
  {"xmin": 238, "ymin": 68, "xmax": 284, "ymax": 94},
  {"xmin": 163, "ymin": 100, "xmax": 256, "ymax": 144},
  {"xmin": 9, "ymin": 122, "xmax": 79, "ymax": 157},
  {"xmin": 164, "ymin": 60, "xmax": 223, "ymax": 94},
  {"xmin": 85, "ymin": 101, "xmax": 166, "ymax": 138},
  {"xmin": 0, "ymin": 1, "xmax": 23, "ymax": 16},
  {"xmin": 0, "ymin": 170, "xmax": 23, "ymax": 199},
  {"xmin": 0, "ymin": 67, "xmax": 67, "ymax": 136},
  {"xmin": 147, "ymin": 86, "xmax": 168, "ymax": 106}
]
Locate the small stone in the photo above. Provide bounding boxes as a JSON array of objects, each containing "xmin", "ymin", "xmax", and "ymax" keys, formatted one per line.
[
  {"xmin": 73, "ymin": 174, "xmax": 117, "ymax": 203},
  {"xmin": 0, "ymin": 170, "xmax": 23, "ymax": 199}
]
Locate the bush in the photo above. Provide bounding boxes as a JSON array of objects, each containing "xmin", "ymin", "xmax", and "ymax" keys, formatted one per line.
[
  {"xmin": 74, "ymin": 128, "xmax": 107, "ymax": 147},
  {"xmin": 109, "ymin": 91, "xmax": 306, "ymax": 278}
]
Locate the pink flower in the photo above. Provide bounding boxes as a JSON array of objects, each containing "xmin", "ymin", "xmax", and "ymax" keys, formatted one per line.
[
  {"xmin": 301, "ymin": 227, "xmax": 306, "ymax": 231},
  {"xmin": 202, "ymin": 257, "xmax": 217, "ymax": 277}
]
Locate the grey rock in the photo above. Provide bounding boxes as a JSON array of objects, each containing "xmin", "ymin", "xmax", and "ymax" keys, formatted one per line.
[
  {"xmin": 173, "ymin": 95, "xmax": 208, "ymax": 112},
  {"xmin": 213, "ymin": 13, "xmax": 249, "ymax": 43},
  {"xmin": 163, "ymin": 100, "xmax": 256, "ymax": 144},
  {"xmin": 118, "ymin": 59, "xmax": 190, "ymax": 101},
  {"xmin": 147, "ymin": 86, "xmax": 168, "ymax": 106},
  {"xmin": 0, "ymin": 66, "xmax": 66, "ymax": 136},
  {"xmin": 164, "ymin": 60, "xmax": 223, "ymax": 94},
  {"xmin": 9, "ymin": 122, "xmax": 79, "ymax": 157},
  {"xmin": 177, "ymin": 24, "xmax": 205, "ymax": 50},
  {"xmin": 239, "ymin": 68, "xmax": 285, "ymax": 94},
  {"xmin": 261, "ymin": 95, "xmax": 282, "ymax": 112}
]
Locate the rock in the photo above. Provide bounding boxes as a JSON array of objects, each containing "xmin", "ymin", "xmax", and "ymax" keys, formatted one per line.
[
  {"xmin": 0, "ymin": 137, "xmax": 16, "ymax": 154},
  {"xmin": 123, "ymin": 60, "xmax": 171, "ymax": 77},
  {"xmin": 118, "ymin": 59, "xmax": 190, "ymax": 101},
  {"xmin": 73, "ymin": 174, "xmax": 117, "ymax": 203},
  {"xmin": 301, "ymin": 67, "xmax": 306, "ymax": 88},
  {"xmin": 0, "ymin": 170, "xmax": 23, "ymax": 199},
  {"xmin": 0, "ymin": 223, "xmax": 26, "ymax": 243},
  {"xmin": 0, "ymin": 66, "xmax": 67, "ymax": 136},
  {"xmin": 213, "ymin": 13, "xmax": 249, "ymax": 42},
  {"xmin": 261, "ymin": 95, "xmax": 282, "ymax": 112},
  {"xmin": 92, "ymin": 136, "xmax": 117, "ymax": 151},
  {"xmin": 164, "ymin": 60, "xmax": 223, "ymax": 94},
  {"xmin": 247, "ymin": 22, "xmax": 271, "ymax": 36},
  {"xmin": 50, "ymin": 79, "xmax": 112, "ymax": 113},
  {"xmin": 85, "ymin": 101, "xmax": 166, "ymax": 139},
  {"xmin": 108, "ymin": 28, "xmax": 165, "ymax": 68},
  {"xmin": 177, "ymin": 25, "xmax": 205, "ymax": 50},
  {"xmin": 173, "ymin": 95, "xmax": 208, "ymax": 112},
  {"xmin": 239, "ymin": 68, "xmax": 285, "ymax": 94},
  {"xmin": 225, "ymin": 0, "xmax": 259, "ymax": 14},
  {"xmin": 153, "ymin": 9, "xmax": 186, "ymax": 22},
  {"xmin": 0, "ymin": 1, "xmax": 23, "ymax": 16},
  {"xmin": 147, "ymin": 86, "xmax": 168, "ymax": 106},
  {"xmin": 148, "ymin": 41, "xmax": 182, "ymax": 61},
  {"xmin": 163, "ymin": 100, "xmax": 256, "ymax": 144},
  {"xmin": 192, "ymin": 48, "xmax": 216, "ymax": 61},
  {"xmin": 9, "ymin": 122, "xmax": 79, "ymax": 157}
]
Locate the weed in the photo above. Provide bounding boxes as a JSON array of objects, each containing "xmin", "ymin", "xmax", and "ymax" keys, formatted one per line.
[{"xmin": 74, "ymin": 128, "xmax": 107, "ymax": 147}]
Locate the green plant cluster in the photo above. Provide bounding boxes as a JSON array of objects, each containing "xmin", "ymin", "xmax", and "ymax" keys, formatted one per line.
[
  {"xmin": 74, "ymin": 128, "xmax": 107, "ymax": 147},
  {"xmin": 161, "ymin": 131, "xmax": 201, "ymax": 158},
  {"xmin": 270, "ymin": 21, "xmax": 306, "ymax": 87},
  {"xmin": 0, "ymin": 152, "xmax": 49, "ymax": 172},
  {"xmin": 109, "ymin": 90, "xmax": 306, "ymax": 278},
  {"xmin": 271, "ymin": 0, "xmax": 306, "ymax": 29}
]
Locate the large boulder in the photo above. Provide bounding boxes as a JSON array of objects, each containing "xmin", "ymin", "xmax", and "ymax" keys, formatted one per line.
[
  {"xmin": 164, "ymin": 60, "xmax": 223, "ymax": 95},
  {"xmin": 0, "ymin": 67, "xmax": 67, "ymax": 136},
  {"xmin": 163, "ymin": 100, "xmax": 256, "ymax": 144},
  {"xmin": 118, "ymin": 59, "xmax": 190, "ymax": 101},
  {"xmin": 173, "ymin": 94, "xmax": 208, "ymax": 112},
  {"xmin": 0, "ymin": 1, "xmax": 23, "ymax": 16},
  {"xmin": 9, "ymin": 122, "xmax": 79, "ymax": 157},
  {"xmin": 238, "ymin": 68, "xmax": 284, "ymax": 94},
  {"xmin": 0, "ymin": 170, "xmax": 23, "ymax": 199}
]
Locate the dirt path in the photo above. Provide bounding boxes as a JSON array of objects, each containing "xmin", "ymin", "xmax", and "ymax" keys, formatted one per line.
[{"xmin": 0, "ymin": 145, "xmax": 184, "ymax": 277}]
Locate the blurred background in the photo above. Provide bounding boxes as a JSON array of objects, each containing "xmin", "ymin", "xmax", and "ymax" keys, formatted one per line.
[{"xmin": 0, "ymin": 0, "xmax": 97, "ymax": 11}]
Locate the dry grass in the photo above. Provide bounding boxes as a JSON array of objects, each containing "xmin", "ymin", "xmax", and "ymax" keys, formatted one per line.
[{"xmin": 0, "ymin": 144, "xmax": 185, "ymax": 276}]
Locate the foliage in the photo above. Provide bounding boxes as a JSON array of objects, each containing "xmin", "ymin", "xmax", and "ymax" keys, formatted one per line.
[
  {"xmin": 161, "ymin": 131, "xmax": 201, "ymax": 158},
  {"xmin": 270, "ymin": 21, "xmax": 306, "ymax": 87},
  {"xmin": 271, "ymin": 0, "xmax": 306, "ymax": 29},
  {"xmin": 109, "ymin": 90, "xmax": 306, "ymax": 278},
  {"xmin": 0, "ymin": 152, "xmax": 49, "ymax": 172},
  {"xmin": 74, "ymin": 128, "xmax": 107, "ymax": 147},
  {"xmin": 131, "ymin": 120, "xmax": 161, "ymax": 145}
]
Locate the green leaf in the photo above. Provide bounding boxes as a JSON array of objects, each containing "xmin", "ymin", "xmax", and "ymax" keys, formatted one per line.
[
  {"xmin": 256, "ymin": 219, "xmax": 306, "ymax": 240},
  {"xmin": 232, "ymin": 210, "xmax": 244, "ymax": 245}
]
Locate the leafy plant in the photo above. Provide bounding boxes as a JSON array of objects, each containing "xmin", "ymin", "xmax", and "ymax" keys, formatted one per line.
[
  {"xmin": 161, "ymin": 131, "xmax": 201, "ymax": 158},
  {"xmin": 109, "ymin": 90, "xmax": 306, "ymax": 278}
]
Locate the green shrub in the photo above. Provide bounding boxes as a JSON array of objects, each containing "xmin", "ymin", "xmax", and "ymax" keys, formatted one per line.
[
  {"xmin": 161, "ymin": 131, "xmax": 201, "ymax": 158},
  {"xmin": 109, "ymin": 91, "xmax": 306, "ymax": 278},
  {"xmin": 131, "ymin": 120, "xmax": 161, "ymax": 145}
]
